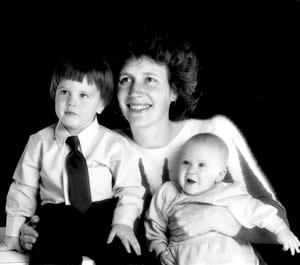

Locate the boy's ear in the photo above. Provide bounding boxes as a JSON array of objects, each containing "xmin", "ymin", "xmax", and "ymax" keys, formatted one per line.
[
  {"xmin": 216, "ymin": 168, "xmax": 227, "ymax": 183},
  {"xmin": 96, "ymin": 100, "xmax": 105, "ymax": 114}
]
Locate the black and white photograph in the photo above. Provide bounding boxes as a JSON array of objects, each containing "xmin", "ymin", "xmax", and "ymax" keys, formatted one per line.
[{"xmin": 0, "ymin": 3, "xmax": 297, "ymax": 265}]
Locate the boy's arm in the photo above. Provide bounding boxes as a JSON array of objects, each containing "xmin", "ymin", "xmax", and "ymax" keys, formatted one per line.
[
  {"xmin": 5, "ymin": 135, "xmax": 40, "ymax": 239},
  {"xmin": 0, "ymin": 236, "xmax": 22, "ymax": 252},
  {"xmin": 111, "ymin": 140, "xmax": 145, "ymax": 228},
  {"xmin": 107, "ymin": 224, "xmax": 141, "ymax": 256}
]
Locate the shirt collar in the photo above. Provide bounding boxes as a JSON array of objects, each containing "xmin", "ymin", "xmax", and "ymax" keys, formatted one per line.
[{"xmin": 55, "ymin": 118, "xmax": 99, "ymax": 154}]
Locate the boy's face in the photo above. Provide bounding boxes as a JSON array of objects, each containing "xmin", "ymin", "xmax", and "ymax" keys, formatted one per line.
[
  {"xmin": 178, "ymin": 141, "xmax": 226, "ymax": 196},
  {"xmin": 55, "ymin": 77, "xmax": 104, "ymax": 135}
]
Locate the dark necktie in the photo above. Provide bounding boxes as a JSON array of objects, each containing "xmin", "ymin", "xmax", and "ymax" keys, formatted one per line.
[{"xmin": 65, "ymin": 136, "xmax": 92, "ymax": 213}]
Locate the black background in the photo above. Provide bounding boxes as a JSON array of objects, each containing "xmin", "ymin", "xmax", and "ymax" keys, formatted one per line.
[{"xmin": 0, "ymin": 3, "xmax": 297, "ymax": 264}]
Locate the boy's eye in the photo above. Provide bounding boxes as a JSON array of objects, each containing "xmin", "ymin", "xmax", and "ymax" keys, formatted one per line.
[{"xmin": 59, "ymin": 89, "xmax": 68, "ymax": 95}]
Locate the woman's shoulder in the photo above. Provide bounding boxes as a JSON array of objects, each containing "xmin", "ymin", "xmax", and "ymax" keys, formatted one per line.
[
  {"xmin": 181, "ymin": 115, "xmax": 235, "ymax": 133},
  {"xmin": 210, "ymin": 115, "xmax": 239, "ymax": 128},
  {"xmin": 188, "ymin": 115, "xmax": 240, "ymax": 135},
  {"xmin": 188, "ymin": 115, "xmax": 235, "ymax": 126}
]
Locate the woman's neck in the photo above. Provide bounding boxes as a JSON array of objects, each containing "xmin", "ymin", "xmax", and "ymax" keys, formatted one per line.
[{"xmin": 130, "ymin": 119, "xmax": 184, "ymax": 149}]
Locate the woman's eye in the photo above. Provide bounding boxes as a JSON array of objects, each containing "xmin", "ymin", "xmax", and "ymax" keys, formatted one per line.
[
  {"xmin": 182, "ymin": 161, "xmax": 189, "ymax": 165},
  {"xmin": 198, "ymin": 163, "xmax": 205, "ymax": 168},
  {"xmin": 119, "ymin": 76, "xmax": 131, "ymax": 85},
  {"xmin": 145, "ymin": 77, "xmax": 156, "ymax": 83}
]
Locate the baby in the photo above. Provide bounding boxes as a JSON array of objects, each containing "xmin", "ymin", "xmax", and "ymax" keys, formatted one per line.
[{"xmin": 145, "ymin": 133, "xmax": 300, "ymax": 265}]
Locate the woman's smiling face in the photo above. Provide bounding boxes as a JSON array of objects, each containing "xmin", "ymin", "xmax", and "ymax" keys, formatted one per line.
[{"xmin": 117, "ymin": 57, "xmax": 177, "ymax": 129}]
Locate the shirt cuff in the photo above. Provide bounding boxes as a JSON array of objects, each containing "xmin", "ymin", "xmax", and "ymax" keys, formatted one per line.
[
  {"xmin": 274, "ymin": 222, "xmax": 289, "ymax": 234},
  {"xmin": 264, "ymin": 214, "xmax": 288, "ymax": 234},
  {"xmin": 112, "ymin": 205, "xmax": 140, "ymax": 228},
  {"xmin": 5, "ymin": 215, "xmax": 26, "ymax": 237}
]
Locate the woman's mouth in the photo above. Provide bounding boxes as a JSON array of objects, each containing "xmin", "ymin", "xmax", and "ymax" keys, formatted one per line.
[{"xmin": 127, "ymin": 104, "xmax": 152, "ymax": 111}]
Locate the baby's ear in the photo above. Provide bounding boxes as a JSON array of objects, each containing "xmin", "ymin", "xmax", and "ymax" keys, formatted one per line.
[{"xmin": 216, "ymin": 168, "xmax": 227, "ymax": 183}]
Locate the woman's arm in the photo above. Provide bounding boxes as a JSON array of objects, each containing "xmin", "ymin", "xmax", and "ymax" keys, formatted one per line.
[
  {"xmin": 168, "ymin": 203, "xmax": 241, "ymax": 242},
  {"xmin": 213, "ymin": 115, "xmax": 289, "ymax": 243}
]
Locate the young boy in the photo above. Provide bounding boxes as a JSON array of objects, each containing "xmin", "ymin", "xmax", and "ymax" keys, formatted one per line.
[
  {"xmin": 145, "ymin": 133, "xmax": 300, "ymax": 265},
  {"xmin": 0, "ymin": 57, "xmax": 144, "ymax": 265}
]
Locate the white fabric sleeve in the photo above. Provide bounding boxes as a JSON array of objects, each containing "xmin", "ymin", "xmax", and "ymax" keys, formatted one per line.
[
  {"xmin": 222, "ymin": 192, "xmax": 287, "ymax": 234},
  {"xmin": 5, "ymin": 135, "xmax": 40, "ymax": 237},
  {"xmin": 212, "ymin": 115, "xmax": 276, "ymax": 197},
  {"xmin": 111, "ymin": 139, "xmax": 145, "ymax": 228}
]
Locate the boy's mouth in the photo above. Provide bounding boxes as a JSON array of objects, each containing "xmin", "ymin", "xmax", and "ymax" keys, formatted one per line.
[{"xmin": 65, "ymin": 110, "xmax": 77, "ymax": 115}]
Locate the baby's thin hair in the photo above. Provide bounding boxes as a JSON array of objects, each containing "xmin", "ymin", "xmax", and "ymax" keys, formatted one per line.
[
  {"xmin": 49, "ymin": 56, "xmax": 114, "ymax": 107},
  {"xmin": 188, "ymin": 133, "xmax": 229, "ymax": 163}
]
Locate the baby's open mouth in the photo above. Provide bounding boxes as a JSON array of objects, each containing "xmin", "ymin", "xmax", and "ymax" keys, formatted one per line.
[{"xmin": 187, "ymin": 178, "xmax": 196, "ymax": 184}]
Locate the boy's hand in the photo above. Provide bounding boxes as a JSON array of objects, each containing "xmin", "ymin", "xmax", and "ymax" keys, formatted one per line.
[
  {"xmin": 159, "ymin": 249, "xmax": 176, "ymax": 265},
  {"xmin": 277, "ymin": 228, "xmax": 300, "ymax": 256},
  {"xmin": 107, "ymin": 224, "xmax": 141, "ymax": 256},
  {"xmin": 19, "ymin": 215, "xmax": 40, "ymax": 251},
  {"xmin": 0, "ymin": 236, "xmax": 22, "ymax": 252}
]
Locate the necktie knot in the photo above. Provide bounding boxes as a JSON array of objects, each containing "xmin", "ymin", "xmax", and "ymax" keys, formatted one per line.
[{"xmin": 66, "ymin": 136, "xmax": 79, "ymax": 151}]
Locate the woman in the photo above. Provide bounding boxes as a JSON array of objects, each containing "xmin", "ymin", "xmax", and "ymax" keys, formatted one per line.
[{"xmin": 20, "ymin": 33, "xmax": 287, "ymax": 265}]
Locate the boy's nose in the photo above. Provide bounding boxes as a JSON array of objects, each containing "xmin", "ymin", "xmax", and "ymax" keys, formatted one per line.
[{"xmin": 67, "ymin": 95, "xmax": 77, "ymax": 105}]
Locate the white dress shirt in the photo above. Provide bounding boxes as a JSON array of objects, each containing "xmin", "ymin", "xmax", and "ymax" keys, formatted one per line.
[{"xmin": 5, "ymin": 118, "xmax": 144, "ymax": 237}]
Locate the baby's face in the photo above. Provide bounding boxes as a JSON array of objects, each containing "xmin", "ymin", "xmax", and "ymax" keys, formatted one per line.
[
  {"xmin": 178, "ymin": 141, "xmax": 226, "ymax": 196},
  {"xmin": 55, "ymin": 77, "xmax": 104, "ymax": 135}
]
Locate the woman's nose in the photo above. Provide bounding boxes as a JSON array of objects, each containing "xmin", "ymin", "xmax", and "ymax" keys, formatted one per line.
[{"xmin": 129, "ymin": 81, "xmax": 143, "ymax": 96}]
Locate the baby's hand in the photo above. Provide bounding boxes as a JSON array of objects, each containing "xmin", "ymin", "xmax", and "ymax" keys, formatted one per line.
[
  {"xmin": 0, "ymin": 236, "xmax": 22, "ymax": 252},
  {"xmin": 107, "ymin": 224, "xmax": 141, "ymax": 256},
  {"xmin": 277, "ymin": 228, "xmax": 300, "ymax": 256},
  {"xmin": 159, "ymin": 249, "xmax": 176, "ymax": 265}
]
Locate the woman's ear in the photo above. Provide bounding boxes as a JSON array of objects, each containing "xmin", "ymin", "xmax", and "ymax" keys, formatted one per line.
[
  {"xmin": 216, "ymin": 168, "xmax": 227, "ymax": 183},
  {"xmin": 170, "ymin": 89, "xmax": 178, "ymax": 103}
]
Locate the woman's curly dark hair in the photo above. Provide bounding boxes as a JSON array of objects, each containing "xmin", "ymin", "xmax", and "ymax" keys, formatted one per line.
[{"xmin": 114, "ymin": 32, "xmax": 200, "ymax": 121}]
